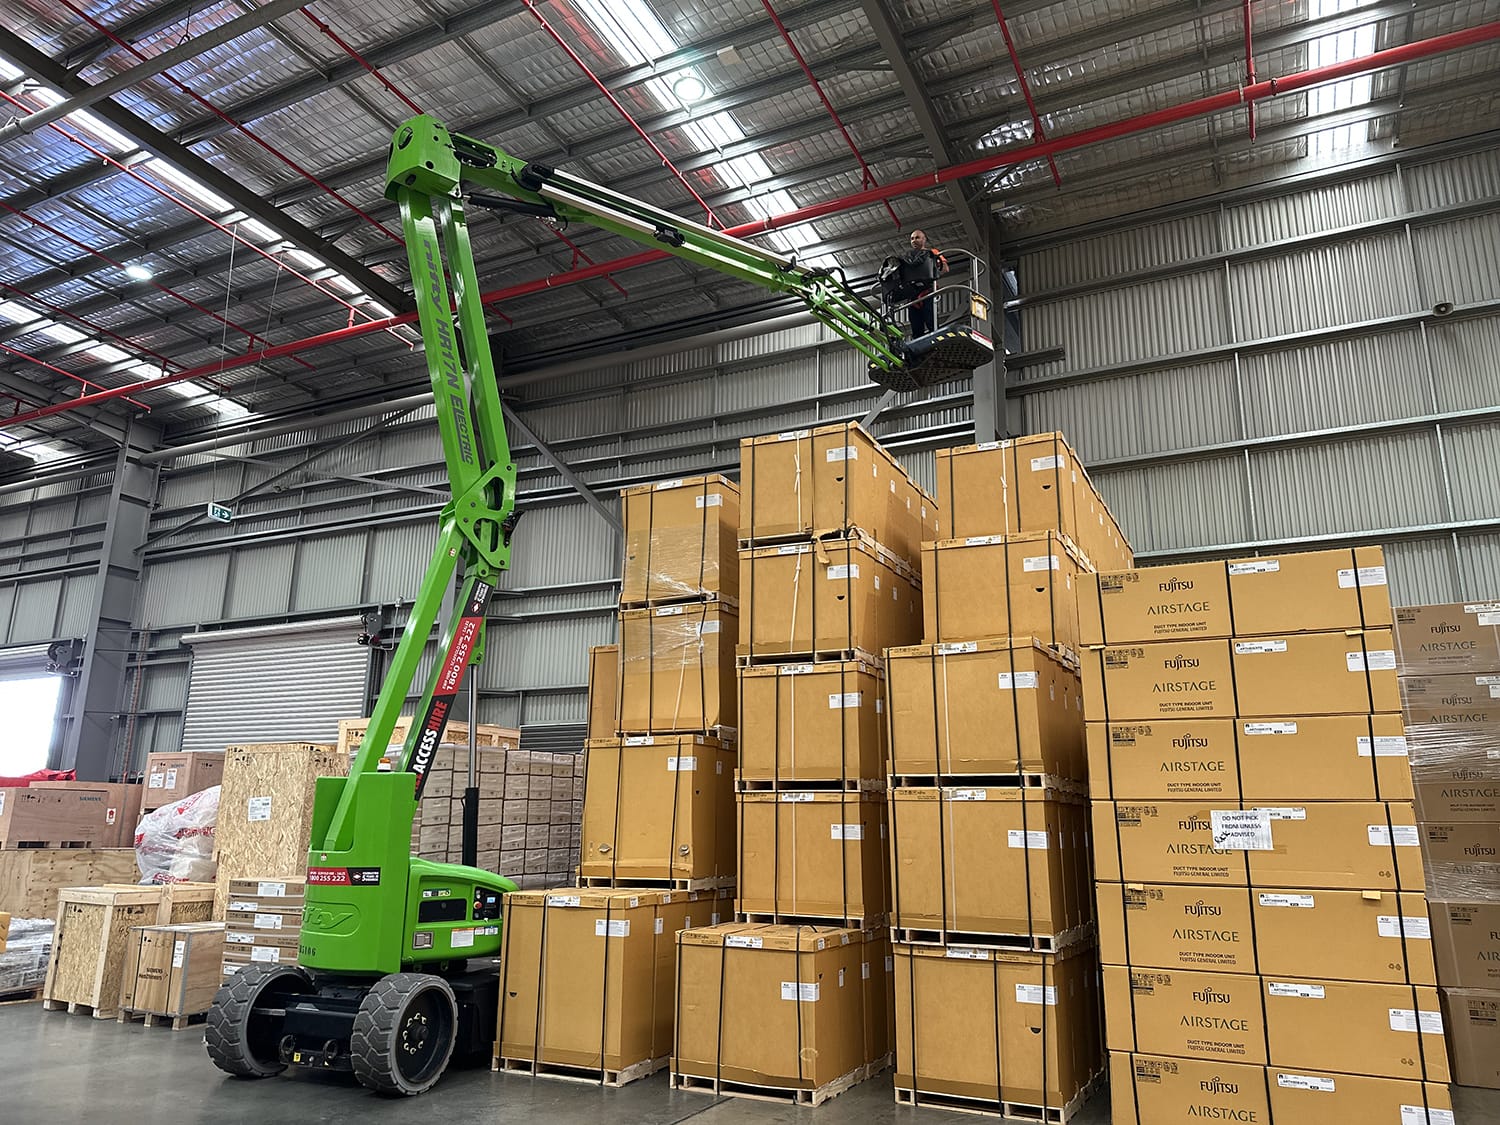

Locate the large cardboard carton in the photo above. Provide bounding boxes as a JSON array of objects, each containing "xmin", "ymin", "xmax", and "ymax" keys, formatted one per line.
[
  {"xmin": 587, "ymin": 645, "xmax": 618, "ymax": 740},
  {"xmin": 740, "ymin": 423, "xmax": 937, "ymax": 569},
  {"xmin": 673, "ymin": 923, "xmax": 891, "ymax": 1092},
  {"xmin": 617, "ymin": 602, "xmax": 737, "ymax": 734},
  {"xmin": 1097, "ymin": 882, "xmax": 1256, "ymax": 974},
  {"xmin": 936, "ymin": 433, "xmax": 1131, "ymax": 572},
  {"xmin": 887, "ymin": 639, "xmax": 1084, "ymax": 780},
  {"xmin": 580, "ymin": 737, "xmax": 735, "ymax": 883},
  {"xmin": 1102, "ymin": 965, "xmax": 1268, "ymax": 1063},
  {"xmin": 142, "ymin": 751, "xmax": 224, "ymax": 808},
  {"xmin": 1430, "ymin": 901, "xmax": 1500, "ymax": 988},
  {"xmin": 921, "ymin": 532, "xmax": 1087, "ymax": 651},
  {"xmin": 889, "ymin": 787, "xmax": 1091, "ymax": 943},
  {"xmin": 1441, "ymin": 987, "xmax": 1500, "ymax": 1088},
  {"xmin": 736, "ymin": 792, "xmax": 888, "ymax": 923},
  {"xmin": 31, "ymin": 781, "xmax": 144, "ymax": 848},
  {"xmin": 739, "ymin": 535, "xmax": 920, "ymax": 660},
  {"xmin": 119, "ymin": 921, "xmax": 225, "ymax": 1016},
  {"xmin": 1082, "ymin": 639, "xmax": 1237, "ymax": 721},
  {"xmin": 736, "ymin": 659, "xmax": 885, "ymax": 787},
  {"xmin": 620, "ymin": 474, "xmax": 739, "ymax": 606},
  {"xmin": 894, "ymin": 943, "xmax": 1102, "ymax": 1113},
  {"xmin": 1080, "ymin": 548, "xmax": 1392, "ymax": 647},
  {"xmin": 1090, "ymin": 800, "xmax": 1424, "ymax": 889},
  {"xmin": 0, "ymin": 786, "xmax": 115, "ymax": 847},
  {"xmin": 1420, "ymin": 821, "xmax": 1500, "ymax": 903},
  {"xmin": 1394, "ymin": 601, "xmax": 1500, "ymax": 674},
  {"xmin": 1263, "ymin": 977, "xmax": 1448, "ymax": 1081},
  {"xmin": 1087, "ymin": 714, "xmax": 1414, "ymax": 801}
]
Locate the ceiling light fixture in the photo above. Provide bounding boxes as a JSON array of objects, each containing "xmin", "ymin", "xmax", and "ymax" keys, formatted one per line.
[
  {"xmin": 124, "ymin": 263, "xmax": 153, "ymax": 281},
  {"xmin": 672, "ymin": 73, "xmax": 706, "ymax": 104}
]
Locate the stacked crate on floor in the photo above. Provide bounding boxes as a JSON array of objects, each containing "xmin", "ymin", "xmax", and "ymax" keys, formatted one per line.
[
  {"xmin": 889, "ymin": 433, "xmax": 1114, "ymax": 1121},
  {"xmin": 221, "ymin": 878, "xmax": 304, "ymax": 980},
  {"xmin": 1395, "ymin": 600, "xmax": 1500, "ymax": 1091},
  {"xmin": 1085, "ymin": 548, "xmax": 1456, "ymax": 1124},
  {"xmin": 496, "ymin": 474, "xmax": 739, "ymax": 1087}
]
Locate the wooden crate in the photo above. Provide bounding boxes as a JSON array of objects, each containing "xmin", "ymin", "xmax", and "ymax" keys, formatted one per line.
[
  {"xmin": 337, "ymin": 718, "xmax": 519, "ymax": 761},
  {"xmin": 118, "ymin": 921, "xmax": 225, "ymax": 1025},
  {"xmin": 42, "ymin": 883, "xmax": 215, "ymax": 1019},
  {"xmin": 0, "ymin": 848, "xmax": 139, "ymax": 920},
  {"xmin": 32, "ymin": 782, "xmax": 145, "ymax": 848},
  {"xmin": 0, "ymin": 787, "xmax": 113, "ymax": 848},
  {"xmin": 141, "ymin": 752, "xmax": 224, "ymax": 811},
  {"xmin": 213, "ymin": 743, "xmax": 348, "ymax": 918}
]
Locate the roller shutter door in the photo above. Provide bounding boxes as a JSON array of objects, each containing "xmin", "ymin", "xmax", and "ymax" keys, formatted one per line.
[{"xmin": 0, "ymin": 643, "xmax": 50, "ymax": 682}]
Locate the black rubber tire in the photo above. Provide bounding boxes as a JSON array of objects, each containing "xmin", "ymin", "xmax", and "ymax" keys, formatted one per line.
[
  {"xmin": 349, "ymin": 973, "xmax": 458, "ymax": 1096},
  {"xmin": 204, "ymin": 964, "xmax": 312, "ymax": 1078}
]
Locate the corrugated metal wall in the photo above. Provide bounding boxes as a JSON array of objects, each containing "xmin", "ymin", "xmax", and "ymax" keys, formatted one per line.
[{"xmin": 1015, "ymin": 145, "xmax": 1500, "ymax": 604}]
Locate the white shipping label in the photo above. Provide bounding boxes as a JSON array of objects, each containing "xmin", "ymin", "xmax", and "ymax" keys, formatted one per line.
[
  {"xmin": 1338, "ymin": 565, "xmax": 1388, "ymax": 588},
  {"xmin": 1015, "ymin": 984, "xmax": 1058, "ymax": 1005},
  {"xmin": 831, "ymin": 824, "xmax": 864, "ymax": 840},
  {"xmin": 1388, "ymin": 1009, "xmax": 1444, "ymax": 1034},
  {"xmin": 1244, "ymin": 722, "xmax": 1298, "ymax": 735},
  {"xmin": 655, "ymin": 918, "xmax": 664, "ymax": 935},
  {"xmin": 667, "ymin": 757, "xmax": 697, "ymax": 772},
  {"xmin": 1403, "ymin": 1107, "xmax": 1457, "ymax": 1125},
  {"xmin": 826, "ymin": 564, "xmax": 860, "ymax": 580},
  {"xmin": 1259, "ymin": 807, "xmax": 1307, "ymax": 821},
  {"xmin": 595, "ymin": 919, "xmax": 630, "ymax": 938},
  {"xmin": 697, "ymin": 620, "xmax": 720, "ymax": 635},
  {"xmin": 0, "ymin": 792, "xmax": 4, "ymax": 814},
  {"xmin": 780, "ymin": 664, "xmax": 815, "ymax": 676},
  {"xmin": 1030, "ymin": 454, "xmax": 1064, "ymax": 471},
  {"xmin": 778, "ymin": 544, "xmax": 807, "ymax": 555},
  {"xmin": 547, "ymin": 895, "xmax": 581, "ymax": 908},
  {"xmin": 253, "ymin": 913, "xmax": 282, "ymax": 930},
  {"xmin": 1369, "ymin": 825, "xmax": 1422, "ymax": 847},
  {"xmin": 780, "ymin": 792, "xmax": 814, "ymax": 803},
  {"xmin": 1236, "ymin": 640, "xmax": 1288, "ymax": 654},
  {"xmin": 726, "ymin": 935, "xmax": 763, "ymax": 949},
  {"xmin": 654, "ymin": 478, "xmax": 684, "ymax": 491},
  {"xmin": 172, "ymin": 940, "xmax": 186, "ymax": 969},
  {"xmin": 1277, "ymin": 1074, "xmax": 1336, "ymax": 1092},
  {"xmin": 451, "ymin": 929, "xmax": 475, "ymax": 949},
  {"xmin": 1228, "ymin": 560, "xmax": 1281, "ymax": 574},
  {"xmin": 164, "ymin": 768, "xmax": 178, "ymax": 789},
  {"xmin": 886, "ymin": 955, "xmax": 894, "ymax": 971},
  {"xmin": 937, "ymin": 642, "xmax": 977, "ymax": 654},
  {"xmin": 1259, "ymin": 893, "xmax": 1316, "ymax": 908},
  {"xmin": 1022, "ymin": 555, "xmax": 1060, "ymax": 572},
  {"xmin": 1212, "ymin": 809, "xmax": 1274, "ymax": 851},
  {"xmin": 1491, "ymin": 685, "xmax": 1500, "ymax": 699},
  {"xmin": 250, "ymin": 946, "xmax": 281, "ymax": 963},
  {"xmin": 945, "ymin": 947, "xmax": 988, "ymax": 960},
  {"xmin": 1348, "ymin": 650, "xmax": 1398, "ymax": 672},
  {"xmin": 828, "ymin": 692, "xmax": 862, "ymax": 709},
  {"xmin": 1008, "ymin": 830, "xmax": 1051, "ymax": 849},
  {"xmin": 948, "ymin": 789, "xmax": 988, "ymax": 802},
  {"xmin": 625, "ymin": 736, "xmax": 654, "ymax": 746},
  {"xmin": 148, "ymin": 772, "xmax": 165, "ymax": 789},
  {"xmin": 695, "ymin": 494, "xmax": 724, "ymax": 508},
  {"xmin": 226, "ymin": 932, "xmax": 254, "ymax": 945},
  {"xmin": 228, "ymin": 900, "xmax": 258, "ymax": 912},
  {"xmin": 964, "ymin": 535, "xmax": 1005, "ymax": 546},
  {"xmin": 826, "ymin": 445, "xmax": 858, "ymax": 462},
  {"xmin": 997, "ymin": 672, "xmax": 1039, "ymax": 690},
  {"xmin": 781, "ymin": 982, "xmax": 820, "ymax": 1001},
  {"xmin": 257, "ymin": 881, "xmax": 287, "ymax": 898},
  {"xmin": 862, "ymin": 961, "xmax": 870, "ymax": 980},
  {"xmin": 1268, "ymin": 982, "xmax": 1325, "ymax": 999},
  {"xmin": 1378, "ymin": 916, "xmax": 1432, "ymax": 940},
  {"xmin": 1480, "ymin": 612, "xmax": 1500, "ymax": 626},
  {"xmin": 247, "ymin": 796, "xmax": 272, "ymax": 822},
  {"xmin": 1358, "ymin": 736, "xmax": 1410, "ymax": 757},
  {"xmin": 656, "ymin": 605, "xmax": 685, "ymax": 617},
  {"xmin": 777, "ymin": 429, "xmax": 810, "ymax": 441}
]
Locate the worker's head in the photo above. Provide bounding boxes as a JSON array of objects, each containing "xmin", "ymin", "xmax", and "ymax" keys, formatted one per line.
[{"xmin": 909, "ymin": 229, "xmax": 928, "ymax": 250}]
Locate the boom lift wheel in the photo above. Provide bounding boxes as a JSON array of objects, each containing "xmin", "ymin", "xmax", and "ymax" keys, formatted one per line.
[
  {"xmin": 350, "ymin": 973, "xmax": 459, "ymax": 1096},
  {"xmin": 204, "ymin": 964, "xmax": 313, "ymax": 1078}
]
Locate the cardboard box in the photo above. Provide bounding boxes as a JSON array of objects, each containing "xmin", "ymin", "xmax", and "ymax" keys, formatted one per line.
[
  {"xmin": 894, "ymin": 943, "xmax": 1102, "ymax": 1112},
  {"xmin": 1083, "ymin": 639, "xmax": 1236, "ymax": 721},
  {"xmin": 1421, "ymin": 821, "xmax": 1500, "ymax": 903},
  {"xmin": 1430, "ymin": 901, "xmax": 1500, "ymax": 988},
  {"xmin": 620, "ymin": 474, "xmax": 739, "ymax": 606},
  {"xmin": 1086, "ymin": 714, "xmax": 1414, "ymax": 802},
  {"xmin": 740, "ymin": 422, "xmax": 938, "ymax": 570},
  {"xmin": 1263, "ymin": 977, "xmax": 1448, "ymax": 1081},
  {"xmin": 887, "ymin": 639, "xmax": 1084, "ymax": 780},
  {"xmin": 0, "ymin": 786, "xmax": 115, "ymax": 847},
  {"xmin": 580, "ymin": 737, "xmax": 734, "ymax": 883},
  {"xmin": 118, "ymin": 921, "xmax": 226, "ymax": 1017},
  {"xmin": 739, "ymin": 535, "xmax": 920, "ymax": 660},
  {"xmin": 736, "ymin": 792, "xmax": 888, "ymax": 923},
  {"xmin": 587, "ymin": 645, "xmax": 618, "ymax": 740},
  {"xmin": 617, "ymin": 602, "xmax": 737, "ymax": 734},
  {"xmin": 1441, "ymin": 987, "xmax": 1500, "ymax": 1088},
  {"xmin": 1394, "ymin": 601, "xmax": 1500, "ymax": 675},
  {"xmin": 1095, "ymin": 883, "xmax": 1435, "ymax": 985},
  {"xmin": 31, "ymin": 782, "xmax": 143, "ymax": 848},
  {"xmin": 937, "ymin": 433, "xmax": 1132, "ymax": 572},
  {"xmin": 1079, "ymin": 547, "xmax": 1392, "ymax": 647},
  {"xmin": 1109, "ymin": 1052, "xmax": 1454, "ymax": 1125},
  {"xmin": 1090, "ymin": 800, "xmax": 1425, "ymax": 889},
  {"xmin": 1103, "ymin": 965, "xmax": 1268, "ymax": 1064},
  {"xmin": 889, "ymin": 787, "xmax": 1091, "ymax": 942},
  {"xmin": 737, "ymin": 658, "xmax": 886, "ymax": 787},
  {"xmin": 674, "ymin": 923, "xmax": 892, "ymax": 1093},
  {"xmin": 920, "ymin": 532, "xmax": 1087, "ymax": 652},
  {"xmin": 142, "ymin": 751, "xmax": 224, "ymax": 808}
]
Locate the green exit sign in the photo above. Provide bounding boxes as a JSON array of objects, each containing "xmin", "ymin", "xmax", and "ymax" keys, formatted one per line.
[{"xmin": 207, "ymin": 502, "xmax": 233, "ymax": 523}]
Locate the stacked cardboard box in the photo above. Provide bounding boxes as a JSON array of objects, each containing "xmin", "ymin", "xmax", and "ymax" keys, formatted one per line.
[
  {"xmin": 221, "ymin": 877, "xmax": 303, "ymax": 979},
  {"xmin": 141, "ymin": 750, "xmax": 223, "ymax": 812},
  {"xmin": 1395, "ymin": 600, "xmax": 1500, "ymax": 1091},
  {"xmin": 1085, "ymin": 548, "xmax": 1456, "ymax": 1123},
  {"xmin": 890, "ymin": 431, "xmax": 1104, "ymax": 1119}
]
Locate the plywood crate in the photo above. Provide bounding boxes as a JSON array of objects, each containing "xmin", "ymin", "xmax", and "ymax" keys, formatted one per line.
[
  {"xmin": 30, "ymin": 782, "xmax": 144, "ymax": 848},
  {"xmin": 142, "ymin": 751, "xmax": 224, "ymax": 810},
  {"xmin": 336, "ymin": 718, "xmax": 519, "ymax": 762},
  {"xmin": 0, "ymin": 848, "xmax": 139, "ymax": 920},
  {"xmin": 118, "ymin": 921, "xmax": 225, "ymax": 1026},
  {"xmin": 0, "ymin": 787, "xmax": 114, "ymax": 848},
  {"xmin": 213, "ymin": 742, "xmax": 347, "ymax": 918},
  {"xmin": 42, "ymin": 883, "xmax": 215, "ymax": 1018}
]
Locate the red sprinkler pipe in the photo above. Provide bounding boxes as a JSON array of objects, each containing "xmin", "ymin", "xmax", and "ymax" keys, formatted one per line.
[
  {"xmin": 0, "ymin": 341, "xmax": 148, "ymax": 407},
  {"xmin": 1245, "ymin": 0, "xmax": 1258, "ymax": 141},
  {"xmin": 6, "ymin": 20, "xmax": 1498, "ymax": 430},
  {"xmin": 991, "ymin": 2, "xmax": 1062, "ymax": 187}
]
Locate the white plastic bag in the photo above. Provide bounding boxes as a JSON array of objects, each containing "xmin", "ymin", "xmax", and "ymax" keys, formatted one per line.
[{"xmin": 135, "ymin": 784, "xmax": 219, "ymax": 884}]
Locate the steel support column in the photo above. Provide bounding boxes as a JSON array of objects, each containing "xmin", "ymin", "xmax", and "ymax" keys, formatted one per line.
[{"xmin": 971, "ymin": 223, "xmax": 1013, "ymax": 441}]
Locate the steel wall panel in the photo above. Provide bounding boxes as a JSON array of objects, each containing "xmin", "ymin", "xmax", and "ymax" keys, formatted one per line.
[
  {"xmin": 1440, "ymin": 420, "xmax": 1500, "ymax": 523},
  {"xmin": 1021, "ymin": 212, "xmax": 1218, "ymax": 291},
  {"xmin": 1092, "ymin": 455, "xmax": 1248, "ymax": 554},
  {"xmin": 223, "ymin": 543, "xmax": 296, "ymax": 619},
  {"xmin": 0, "ymin": 585, "xmax": 14, "ymax": 644},
  {"xmin": 1457, "ymin": 531, "xmax": 1500, "ymax": 601},
  {"xmin": 519, "ymin": 693, "xmax": 587, "ymax": 725},
  {"xmin": 1428, "ymin": 314, "xmax": 1500, "ymax": 411},
  {"xmin": 366, "ymin": 523, "xmax": 439, "ymax": 604},
  {"xmin": 1412, "ymin": 213, "xmax": 1500, "ymax": 306},
  {"xmin": 1382, "ymin": 536, "xmax": 1460, "ymax": 606},
  {"xmin": 292, "ymin": 532, "xmax": 367, "ymax": 611},
  {"xmin": 1240, "ymin": 329, "xmax": 1431, "ymax": 437},
  {"xmin": 1403, "ymin": 148, "xmax": 1500, "ymax": 211},
  {"xmin": 57, "ymin": 573, "xmax": 95, "ymax": 636},
  {"xmin": 1228, "ymin": 233, "xmax": 1413, "ymax": 340},
  {"xmin": 9, "ymin": 579, "xmax": 61, "ymax": 642},
  {"xmin": 506, "ymin": 501, "xmax": 620, "ymax": 589},
  {"xmin": 1222, "ymin": 174, "xmax": 1400, "ymax": 249},
  {"xmin": 137, "ymin": 557, "xmax": 230, "ymax": 628}
]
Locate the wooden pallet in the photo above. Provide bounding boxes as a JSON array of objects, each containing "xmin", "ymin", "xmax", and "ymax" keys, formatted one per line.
[
  {"xmin": 0, "ymin": 840, "xmax": 96, "ymax": 850},
  {"xmin": 578, "ymin": 874, "xmax": 735, "ymax": 892},
  {"xmin": 736, "ymin": 910, "xmax": 885, "ymax": 930},
  {"xmin": 117, "ymin": 1008, "xmax": 208, "ymax": 1032},
  {"xmin": 493, "ymin": 1053, "xmax": 666, "ymax": 1087},
  {"xmin": 887, "ymin": 773, "xmax": 1086, "ymax": 795},
  {"xmin": 736, "ymin": 649, "xmax": 869, "ymax": 669},
  {"xmin": 617, "ymin": 592, "xmax": 739, "ymax": 612},
  {"xmin": 890, "ymin": 921, "xmax": 1095, "ymax": 955},
  {"xmin": 615, "ymin": 724, "xmax": 738, "ymax": 745},
  {"xmin": 735, "ymin": 775, "xmax": 885, "ymax": 793},
  {"xmin": 42, "ymin": 998, "xmax": 115, "ymax": 1020},
  {"xmin": 894, "ymin": 1068, "xmax": 1102, "ymax": 1122},
  {"xmin": 0, "ymin": 986, "xmax": 42, "ymax": 1005},
  {"xmin": 672, "ymin": 1054, "xmax": 889, "ymax": 1107}
]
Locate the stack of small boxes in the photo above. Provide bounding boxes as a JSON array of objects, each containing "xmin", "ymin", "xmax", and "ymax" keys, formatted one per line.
[
  {"xmin": 1084, "ymin": 547, "xmax": 1456, "ymax": 1123},
  {"xmin": 222, "ymin": 877, "xmax": 304, "ymax": 979},
  {"xmin": 1395, "ymin": 600, "xmax": 1500, "ymax": 1091},
  {"xmin": 494, "ymin": 474, "xmax": 739, "ymax": 1085},
  {"xmin": 671, "ymin": 422, "xmax": 930, "ymax": 1104},
  {"xmin": 885, "ymin": 433, "xmax": 1119, "ymax": 1119}
]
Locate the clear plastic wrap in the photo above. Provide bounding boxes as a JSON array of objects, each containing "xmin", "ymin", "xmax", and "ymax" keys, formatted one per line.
[
  {"xmin": 1394, "ymin": 601, "xmax": 1500, "ymax": 676},
  {"xmin": 0, "ymin": 917, "xmax": 55, "ymax": 992},
  {"xmin": 617, "ymin": 602, "xmax": 737, "ymax": 734},
  {"xmin": 620, "ymin": 474, "xmax": 739, "ymax": 606},
  {"xmin": 1404, "ymin": 689, "xmax": 1500, "ymax": 901},
  {"xmin": 134, "ymin": 785, "xmax": 219, "ymax": 884}
]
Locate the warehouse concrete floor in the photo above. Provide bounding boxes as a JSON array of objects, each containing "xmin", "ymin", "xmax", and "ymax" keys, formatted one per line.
[{"xmin": 4, "ymin": 1000, "xmax": 1497, "ymax": 1124}]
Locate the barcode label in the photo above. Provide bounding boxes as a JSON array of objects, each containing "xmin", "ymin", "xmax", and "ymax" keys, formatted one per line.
[
  {"xmin": 656, "ymin": 605, "xmax": 685, "ymax": 616},
  {"xmin": 1008, "ymin": 830, "xmax": 1050, "ymax": 849},
  {"xmin": 780, "ymin": 664, "xmax": 814, "ymax": 675},
  {"xmin": 963, "ymin": 535, "xmax": 1004, "ymax": 546},
  {"xmin": 547, "ymin": 895, "xmax": 581, "ymax": 908},
  {"xmin": 1389, "ymin": 1009, "xmax": 1443, "ymax": 1033},
  {"xmin": 1258, "ymin": 807, "xmax": 1307, "ymax": 821},
  {"xmin": 1277, "ymin": 1074, "xmax": 1335, "ymax": 1091},
  {"xmin": 250, "ymin": 947, "xmax": 280, "ymax": 963},
  {"xmin": 831, "ymin": 824, "xmax": 864, "ymax": 840},
  {"xmin": 1403, "ymin": 1107, "xmax": 1456, "ymax": 1125},
  {"xmin": 948, "ymin": 789, "xmax": 988, "ymax": 801},
  {"xmin": 1023, "ymin": 555, "xmax": 1059, "ymax": 571},
  {"xmin": 998, "ymin": 672, "xmax": 1038, "ymax": 689},
  {"xmin": 826, "ymin": 446, "xmax": 858, "ymax": 462},
  {"xmin": 827, "ymin": 564, "xmax": 860, "ymax": 580},
  {"xmin": 1369, "ymin": 825, "xmax": 1421, "ymax": 847},
  {"xmin": 1357, "ymin": 736, "xmax": 1409, "ymax": 757},
  {"xmin": 780, "ymin": 792, "xmax": 814, "ymax": 803},
  {"xmin": 1244, "ymin": 722, "xmax": 1298, "ymax": 735},
  {"xmin": 937, "ymin": 642, "xmax": 977, "ymax": 654},
  {"xmin": 667, "ymin": 757, "xmax": 697, "ymax": 771},
  {"xmin": 1236, "ymin": 640, "xmax": 1287, "ymax": 654},
  {"xmin": 595, "ymin": 919, "xmax": 630, "ymax": 937},
  {"xmin": 1378, "ymin": 915, "xmax": 1432, "ymax": 939},
  {"xmin": 253, "ymin": 913, "xmax": 282, "ymax": 930},
  {"xmin": 829, "ymin": 693, "xmax": 862, "ymax": 708},
  {"xmin": 945, "ymin": 947, "xmax": 987, "ymax": 960},
  {"xmin": 1339, "ymin": 565, "xmax": 1388, "ymax": 588},
  {"xmin": 698, "ymin": 620, "xmax": 720, "ymax": 634},
  {"xmin": 1259, "ymin": 893, "xmax": 1316, "ymax": 908},
  {"xmin": 781, "ymin": 982, "xmax": 820, "ymax": 1001},
  {"xmin": 1268, "ymin": 982, "xmax": 1325, "ymax": 999},
  {"xmin": 654, "ymin": 478, "xmax": 684, "ymax": 491},
  {"xmin": 1015, "ymin": 984, "xmax": 1058, "ymax": 1005},
  {"xmin": 257, "ymin": 881, "xmax": 287, "ymax": 897},
  {"xmin": 1228, "ymin": 560, "xmax": 1280, "ymax": 574},
  {"xmin": 1030, "ymin": 455, "xmax": 1064, "ymax": 471},
  {"xmin": 1348, "ymin": 650, "xmax": 1397, "ymax": 671},
  {"xmin": 226, "ymin": 932, "xmax": 254, "ymax": 944},
  {"xmin": 726, "ymin": 935, "xmax": 763, "ymax": 949},
  {"xmin": 695, "ymin": 494, "xmax": 724, "ymax": 508}
]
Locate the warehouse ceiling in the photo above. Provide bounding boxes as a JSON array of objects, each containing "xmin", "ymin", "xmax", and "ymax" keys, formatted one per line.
[{"xmin": 0, "ymin": 0, "xmax": 1497, "ymax": 472}]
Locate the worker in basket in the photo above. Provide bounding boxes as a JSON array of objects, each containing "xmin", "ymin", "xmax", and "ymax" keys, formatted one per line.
[{"xmin": 879, "ymin": 229, "xmax": 950, "ymax": 339}]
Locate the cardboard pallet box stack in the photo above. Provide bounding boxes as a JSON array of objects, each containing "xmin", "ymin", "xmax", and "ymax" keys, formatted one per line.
[
  {"xmin": 496, "ymin": 474, "xmax": 739, "ymax": 1086},
  {"xmin": 670, "ymin": 423, "xmax": 930, "ymax": 1106},
  {"xmin": 1083, "ymin": 547, "xmax": 1457, "ymax": 1124},
  {"xmin": 1395, "ymin": 600, "xmax": 1500, "ymax": 1091},
  {"xmin": 884, "ymin": 433, "xmax": 1119, "ymax": 1120}
]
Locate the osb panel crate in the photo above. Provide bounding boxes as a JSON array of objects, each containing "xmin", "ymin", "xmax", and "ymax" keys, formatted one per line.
[
  {"xmin": 0, "ymin": 848, "xmax": 138, "ymax": 921},
  {"xmin": 337, "ymin": 719, "xmax": 519, "ymax": 761},
  {"xmin": 213, "ymin": 743, "xmax": 348, "ymax": 918},
  {"xmin": 118, "ymin": 921, "xmax": 225, "ymax": 1027},
  {"xmin": 42, "ymin": 883, "xmax": 215, "ymax": 1019}
]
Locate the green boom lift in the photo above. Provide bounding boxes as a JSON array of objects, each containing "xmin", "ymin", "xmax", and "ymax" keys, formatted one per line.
[{"xmin": 204, "ymin": 115, "xmax": 992, "ymax": 1096}]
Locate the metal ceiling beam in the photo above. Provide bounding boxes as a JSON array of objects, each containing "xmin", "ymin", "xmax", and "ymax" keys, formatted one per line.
[
  {"xmin": 0, "ymin": 30, "xmax": 408, "ymax": 314},
  {"xmin": 498, "ymin": 403, "xmax": 621, "ymax": 535},
  {"xmin": 62, "ymin": 0, "xmax": 204, "ymax": 70}
]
